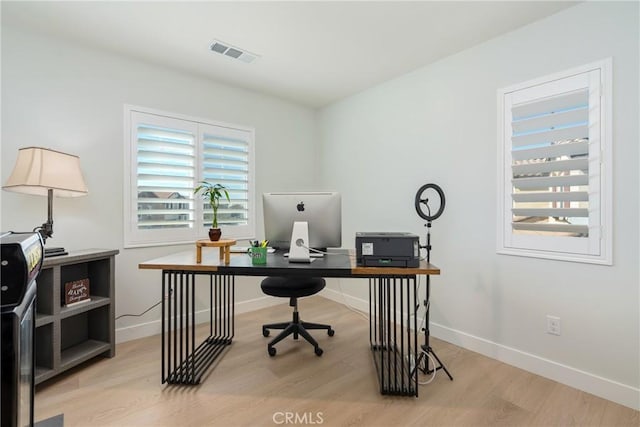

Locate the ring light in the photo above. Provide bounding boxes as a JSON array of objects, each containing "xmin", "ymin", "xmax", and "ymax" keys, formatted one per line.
[
  {"xmin": 414, "ymin": 183, "xmax": 445, "ymax": 222},
  {"xmin": 412, "ymin": 182, "xmax": 453, "ymax": 381}
]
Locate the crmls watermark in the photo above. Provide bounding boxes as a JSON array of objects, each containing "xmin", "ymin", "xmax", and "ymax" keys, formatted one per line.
[{"xmin": 272, "ymin": 412, "xmax": 324, "ymax": 425}]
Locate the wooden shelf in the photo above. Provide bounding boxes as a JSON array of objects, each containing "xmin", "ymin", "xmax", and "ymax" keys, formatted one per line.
[
  {"xmin": 34, "ymin": 249, "xmax": 118, "ymax": 385},
  {"xmin": 35, "ymin": 366, "xmax": 55, "ymax": 384},
  {"xmin": 35, "ymin": 314, "xmax": 54, "ymax": 327},
  {"xmin": 60, "ymin": 340, "xmax": 111, "ymax": 370},
  {"xmin": 60, "ymin": 296, "xmax": 110, "ymax": 319}
]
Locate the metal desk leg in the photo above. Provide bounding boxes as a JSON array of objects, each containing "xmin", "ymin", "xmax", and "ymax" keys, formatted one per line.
[
  {"xmin": 161, "ymin": 271, "xmax": 235, "ymax": 385},
  {"xmin": 369, "ymin": 276, "xmax": 418, "ymax": 396}
]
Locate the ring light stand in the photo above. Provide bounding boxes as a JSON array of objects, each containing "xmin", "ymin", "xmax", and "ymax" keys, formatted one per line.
[{"xmin": 414, "ymin": 183, "xmax": 453, "ymax": 381}]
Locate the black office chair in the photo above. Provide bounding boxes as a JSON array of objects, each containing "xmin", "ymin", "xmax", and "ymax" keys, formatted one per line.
[{"xmin": 261, "ymin": 276, "xmax": 335, "ymax": 356}]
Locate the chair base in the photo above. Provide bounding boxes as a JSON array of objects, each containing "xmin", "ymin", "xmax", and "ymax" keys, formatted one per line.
[{"xmin": 263, "ymin": 311, "xmax": 334, "ymax": 357}]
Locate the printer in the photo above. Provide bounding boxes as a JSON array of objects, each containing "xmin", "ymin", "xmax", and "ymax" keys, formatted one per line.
[{"xmin": 355, "ymin": 232, "xmax": 420, "ymax": 267}]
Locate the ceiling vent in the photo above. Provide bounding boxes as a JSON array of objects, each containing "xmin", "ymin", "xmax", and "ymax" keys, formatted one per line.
[{"xmin": 209, "ymin": 40, "xmax": 258, "ymax": 64}]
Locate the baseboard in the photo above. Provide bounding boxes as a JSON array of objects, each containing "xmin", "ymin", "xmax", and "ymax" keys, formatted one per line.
[
  {"xmin": 115, "ymin": 296, "xmax": 282, "ymax": 344},
  {"xmin": 431, "ymin": 322, "xmax": 640, "ymax": 410},
  {"xmin": 320, "ymin": 287, "xmax": 369, "ymax": 313},
  {"xmin": 322, "ymin": 287, "xmax": 639, "ymax": 410}
]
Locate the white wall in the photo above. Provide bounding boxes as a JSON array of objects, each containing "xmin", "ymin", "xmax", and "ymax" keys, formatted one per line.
[
  {"xmin": 1, "ymin": 25, "xmax": 319, "ymax": 340},
  {"xmin": 319, "ymin": 2, "xmax": 639, "ymax": 409}
]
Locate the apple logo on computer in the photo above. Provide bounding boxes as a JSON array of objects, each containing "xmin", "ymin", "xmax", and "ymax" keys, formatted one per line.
[{"xmin": 296, "ymin": 201, "xmax": 305, "ymax": 212}]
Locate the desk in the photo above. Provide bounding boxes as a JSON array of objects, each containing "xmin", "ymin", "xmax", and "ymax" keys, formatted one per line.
[{"xmin": 139, "ymin": 249, "xmax": 440, "ymax": 397}]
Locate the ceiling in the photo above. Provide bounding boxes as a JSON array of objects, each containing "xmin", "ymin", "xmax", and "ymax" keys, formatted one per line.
[{"xmin": 2, "ymin": 1, "xmax": 579, "ymax": 108}]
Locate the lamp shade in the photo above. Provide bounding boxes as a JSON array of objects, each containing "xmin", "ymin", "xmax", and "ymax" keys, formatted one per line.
[{"xmin": 3, "ymin": 147, "xmax": 88, "ymax": 198}]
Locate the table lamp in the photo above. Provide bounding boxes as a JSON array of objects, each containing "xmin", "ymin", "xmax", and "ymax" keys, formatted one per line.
[{"xmin": 3, "ymin": 147, "xmax": 88, "ymax": 257}]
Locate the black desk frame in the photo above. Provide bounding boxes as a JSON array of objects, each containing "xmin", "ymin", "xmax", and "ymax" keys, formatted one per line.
[
  {"xmin": 369, "ymin": 276, "xmax": 419, "ymax": 396},
  {"xmin": 147, "ymin": 250, "xmax": 435, "ymax": 396},
  {"xmin": 161, "ymin": 272, "xmax": 234, "ymax": 385}
]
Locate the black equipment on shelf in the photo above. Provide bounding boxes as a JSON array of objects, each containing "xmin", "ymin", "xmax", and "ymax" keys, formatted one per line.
[
  {"xmin": 413, "ymin": 184, "xmax": 453, "ymax": 381},
  {"xmin": 1, "ymin": 231, "xmax": 44, "ymax": 427}
]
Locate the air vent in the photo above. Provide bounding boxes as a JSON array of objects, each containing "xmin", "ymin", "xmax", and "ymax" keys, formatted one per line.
[{"xmin": 209, "ymin": 40, "xmax": 259, "ymax": 64}]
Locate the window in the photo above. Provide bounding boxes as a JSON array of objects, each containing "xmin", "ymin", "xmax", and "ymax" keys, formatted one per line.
[
  {"xmin": 497, "ymin": 59, "xmax": 612, "ymax": 264},
  {"xmin": 124, "ymin": 106, "xmax": 255, "ymax": 247}
]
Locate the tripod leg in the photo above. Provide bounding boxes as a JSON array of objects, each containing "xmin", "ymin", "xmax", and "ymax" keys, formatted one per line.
[
  {"xmin": 417, "ymin": 223, "xmax": 453, "ymax": 382},
  {"xmin": 422, "ymin": 346, "xmax": 453, "ymax": 381}
]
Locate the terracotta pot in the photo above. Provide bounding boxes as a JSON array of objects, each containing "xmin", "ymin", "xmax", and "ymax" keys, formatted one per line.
[{"xmin": 208, "ymin": 228, "xmax": 222, "ymax": 241}]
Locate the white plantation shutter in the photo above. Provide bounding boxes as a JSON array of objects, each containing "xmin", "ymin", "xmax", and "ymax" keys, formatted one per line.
[
  {"xmin": 125, "ymin": 107, "xmax": 255, "ymax": 247},
  {"xmin": 136, "ymin": 123, "xmax": 196, "ymax": 230},
  {"xmin": 199, "ymin": 124, "xmax": 251, "ymax": 234},
  {"xmin": 510, "ymin": 86, "xmax": 591, "ymax": 236},
  {"xmin": 498, "ymin": 59, "xmax": 612, "ymax": 264}
]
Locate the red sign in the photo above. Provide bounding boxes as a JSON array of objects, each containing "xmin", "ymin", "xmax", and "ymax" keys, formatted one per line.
[{"xmin": 64, "ymin": 278, "xmax": 90, "ymax": 307}]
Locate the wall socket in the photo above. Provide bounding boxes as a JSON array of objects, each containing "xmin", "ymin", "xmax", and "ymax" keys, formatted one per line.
[{"xmin": 546, "ymin": 315, "xmax": 561, "ymax": 336}]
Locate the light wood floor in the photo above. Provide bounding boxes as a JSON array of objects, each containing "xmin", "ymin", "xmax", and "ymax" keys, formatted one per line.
[{"xmin": 35, "ymin": 296, "xmax": 638, "ymax": 426}]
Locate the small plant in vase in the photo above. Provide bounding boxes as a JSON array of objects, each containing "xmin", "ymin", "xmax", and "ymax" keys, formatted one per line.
[{"xmin": 194, "ymin": 181, "xmax": 230, "ymax": 241}]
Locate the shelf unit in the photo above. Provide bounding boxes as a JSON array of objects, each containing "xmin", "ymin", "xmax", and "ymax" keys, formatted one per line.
[{"xmin": 34, "ymin": 249, "xmax": 118, "ymax": 385}]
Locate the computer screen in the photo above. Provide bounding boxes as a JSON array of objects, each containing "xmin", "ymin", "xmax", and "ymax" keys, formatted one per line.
[{"xmin": 263, "ymin": 192, "xmax": 342, "ymax": 250}]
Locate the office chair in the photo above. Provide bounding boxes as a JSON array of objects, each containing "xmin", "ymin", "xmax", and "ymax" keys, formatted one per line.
[{"xmin": 261, "ymin": 276, "xmax": 335, "ymax": 356}]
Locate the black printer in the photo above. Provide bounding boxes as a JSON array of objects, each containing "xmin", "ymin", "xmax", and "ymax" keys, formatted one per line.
[{"xmin": 355, "ymin": 232, "xmax": 420, "ymax": 267}]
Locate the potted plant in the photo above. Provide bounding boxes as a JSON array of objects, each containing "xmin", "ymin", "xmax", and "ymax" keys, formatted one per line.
[{"xmin": 194, "ymin": 181, "xmax": 230, "ymax": 241}]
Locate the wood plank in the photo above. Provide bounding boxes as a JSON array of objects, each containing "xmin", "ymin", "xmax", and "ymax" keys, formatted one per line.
[
  {"xmin": 350, "ymin": 261, "xmax": 440, "ymax": 276},
  {"xmin": 138, "ymin": 250, "xmax": 221, "ymax": 271},
  {"xmin": 43, "ymin": 249, "xmax": 119, "ymax": 268}
]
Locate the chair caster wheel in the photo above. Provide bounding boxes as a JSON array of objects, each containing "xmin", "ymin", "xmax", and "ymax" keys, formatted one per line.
[
  {"xmin": 315, "ymin": 347, "xmax": 323, "ymax": 356},
  {"xmin": 268, "ymin": 346, "xmax": 276, "ymax": 357},
  {"xmin": 328, "ymin": 328, "xmax": 335, "ymax": 337},
  {"xmin": 262, "ymin": 328, "xmax": 270, "ymax": 337}
]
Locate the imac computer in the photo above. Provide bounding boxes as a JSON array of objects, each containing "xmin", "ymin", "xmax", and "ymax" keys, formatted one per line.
[{"xmin": 263, "ymin": 192, "xmax": 341, "ymax": 261}]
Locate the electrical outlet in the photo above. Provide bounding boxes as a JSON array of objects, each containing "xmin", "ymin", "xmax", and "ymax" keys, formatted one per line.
[{"xmin": 546, "ymin": 315, "xmax": 561, "ymax": 336}]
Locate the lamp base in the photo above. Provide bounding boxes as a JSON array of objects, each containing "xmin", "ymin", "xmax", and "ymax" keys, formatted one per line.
[{"xmin": 44, "ymin": 247, "xmax": 67, "ymax": 258}]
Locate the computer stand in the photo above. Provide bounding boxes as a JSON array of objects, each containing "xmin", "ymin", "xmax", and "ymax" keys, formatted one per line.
[
  {"xmin": 416, "ymin": 220, "xmax": 453, "ymax": 381},
  {"xmin": 288, "ymin": 221, "xmax": 311, "ymax": 263}
]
